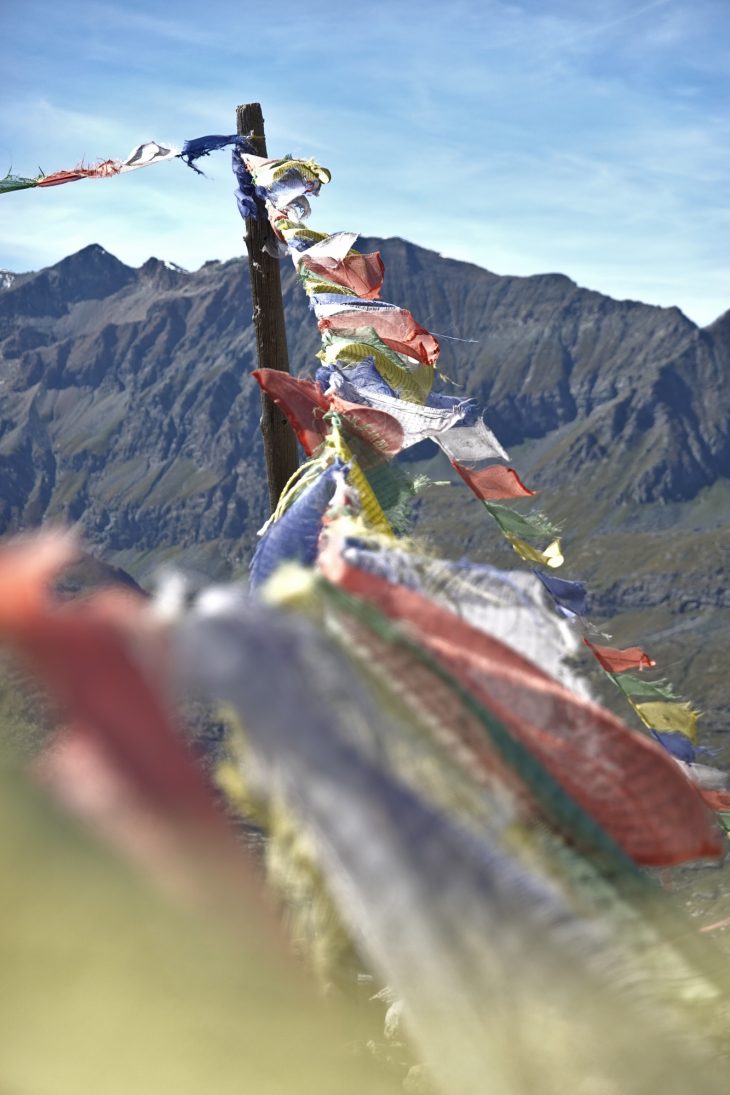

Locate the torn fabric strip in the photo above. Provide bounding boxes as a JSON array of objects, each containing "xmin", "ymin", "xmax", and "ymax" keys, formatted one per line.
[{"xmin": 36, "ymin": 160, "xmax": 122, "ymax": 187}]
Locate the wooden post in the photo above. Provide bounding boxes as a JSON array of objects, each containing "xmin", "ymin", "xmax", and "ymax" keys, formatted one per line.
[{"xmin": 236, "ymin": 102, "xmax": 299, "ymax": 511}]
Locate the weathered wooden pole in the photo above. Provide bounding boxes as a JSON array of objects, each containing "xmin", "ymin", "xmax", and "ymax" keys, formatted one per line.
[{"xmin": 236, "ymin": 102, "xmax": 299, "ymax": 511}]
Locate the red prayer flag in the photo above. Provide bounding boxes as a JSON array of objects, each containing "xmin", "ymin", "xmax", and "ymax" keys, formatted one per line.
[
  {"xmin": 319, "ymin": 308, "xmax": 440, "ymax": 365},
  {"xmin": 452, "ymin": 462, "xmax": 536, "ymax": 500},
  {"xmin": 699, "ymin": 789, "xmax": 730, "ymax": 813},
  {"xmin": 584, "ymin": 639, "xmax": 656, "ymax": 673},
  {"xmin": 0, "ymin": 532, "xmax": 275, "ymax": 917},
  {"xmin": 253, "ymin": 370, "xmax": 330, "ymax": 456},
  {"xmin": 329, "ymin": 395, "xmax": 404, "ymax": 458},
  {"xmin": 300, "ymin": 251, "xmax": 384, "ymax": 299},
  {"xmin": 252, "ymin": 370, "xmax": 404, "ymax": 458},
  {"xmin": 36, "ymin": 160, "xmax": 122, "ymax": 187}
]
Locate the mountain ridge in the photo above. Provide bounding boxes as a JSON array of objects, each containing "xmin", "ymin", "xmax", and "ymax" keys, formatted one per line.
[{"xmin": 1, "ymin": 238, "xmax": 729, "ymax": 731}]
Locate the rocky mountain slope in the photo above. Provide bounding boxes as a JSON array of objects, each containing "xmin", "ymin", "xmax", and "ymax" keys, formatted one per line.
[{"xmin": 1, "ymin": 240, "xmax": 729, "ymax": 735}]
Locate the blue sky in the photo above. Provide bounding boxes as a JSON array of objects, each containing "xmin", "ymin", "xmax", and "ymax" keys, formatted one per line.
[{"xmin": 1, "ymin": 0, "xmax": 729, "ymax": 324}]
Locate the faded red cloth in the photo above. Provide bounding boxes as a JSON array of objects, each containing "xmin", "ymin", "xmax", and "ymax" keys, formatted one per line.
[
  {"xmin": 253, "ymin": 369, "xmax": 404, "ymax": 457},
  {"xmin": 699, "ymin": 789, "xmax": 730, "ymax": 813},
  {"xmin": 37, "ymin": 160, "xmax": 122, "ymax": 187},
  {"xmin": 452, "ymin": 461, "xmax": 536, "ymax": 500},
  {"xmin": 319, "ymin": 550, "xmax": 722, "ymax": 867},
  {"xmin": 584, "ymin": 639, "xmax": 656, "ymax": 673},
  {"xmin": 253, "ymin": 370, "xmax": 330, "ymax": 455},
  {"xmin": 301, "ymin": 251, "xmax": 385, "ymax": 299},
  {"xmin": 319, "ymin": 308, "xmax": 440, "ymax": 365}
]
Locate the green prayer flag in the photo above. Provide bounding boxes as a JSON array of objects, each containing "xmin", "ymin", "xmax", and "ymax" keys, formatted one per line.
[
  {"xmin": 483, "ymin": 501, "xmax": 560, "ymax": 541},
  {"xmin": 0, "ymin": 172, "xmax": 40, "ymax": 193},
  {"xmin": 611, "ymin": 674, "xmax": 678, "ymax": 701}
]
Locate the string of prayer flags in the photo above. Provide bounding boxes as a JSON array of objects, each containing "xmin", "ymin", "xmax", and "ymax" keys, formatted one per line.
[
  {"xmin": 11, "ymin": 128, "xmax": 728, "ymax": 871},
  {"xmin": 534, "ymin": 570, "xmax": 588, "ymax": 616},
  {"xmin": 584, "ymin": 639, "xmax": 656, "ymax": 674},
  {"xmin": 453, "ymin": 462, "xmax": 536, "ymax": 501},
  {"xmin": 1, "ymin": 134, "xmax": 257, "ymax": 202},
  {"xmin": 505, "ymin": 535, "xmax": 565, "ymax": 569},
  {"xmin": 631, "ymin": 701, "xmax": 699, "ymax": 743},
  {"xmin": 318, "ymin": 549, "xmax": 724, "ymax": 867},
  {"xmin": 249, "ymin": 141, "xmax": 726, "ymax": 842},
  {"xmin": 338, "ymin": 541, "xmax": 585, "ymax": 692}
]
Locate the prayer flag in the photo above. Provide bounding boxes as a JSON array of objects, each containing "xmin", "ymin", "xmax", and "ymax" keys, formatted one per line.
[
  {"xmin": 483, "ymin": 501, "xmax": 559, "ymax": 541},
  {"xmin": 452, "ymin": 462, "xmax": 536, "ymax": 501},
  {"xmin": 633, "ymin": 701, "xmax": 699, "ymax": 743},
  {"xmin": 584, "ymin": 640, "xmax": 656, "ymax": 673},
  {"xmin": 611, "ymin": 674, "xmax": 677, "ymax": 701},
  {"xmin": 650, "ymin": 731, "xmax": 696, "ymax": 763},
  {"xmin": 319, "ymin": 305, "xmax": 440, "ymax": 365},
  {"xmin": 434, "ymin": 418, "xmax": 509, "ymax": 462},
  {"xmin": 506, "ymin": 536, "xmax": 564, "ymax": 568},
  {"xmin": 534, "ymin": 570, "xmax": 587, "ymax": 614}
]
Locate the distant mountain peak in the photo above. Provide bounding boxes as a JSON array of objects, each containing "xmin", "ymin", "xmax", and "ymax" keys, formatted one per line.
[
  {"xmin": 138, "ymin": 256, "xmax": 189, "ymax": 285},
  {"xmin": 42, "ymin": 245, "xmax": 136, "ymax": 302}
]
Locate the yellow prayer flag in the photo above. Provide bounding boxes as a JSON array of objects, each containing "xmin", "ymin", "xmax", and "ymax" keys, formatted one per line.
[
  {"xmin": 633, "ymin": 701, "xmax": 698, "ymax": 742},
  {"xmin": 335, "ymin": 437, "xmax": 393, "ymax": 537},
  {"xmin": 505, "ymin": 534, "xmax": 564, "ymax": 569}
]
